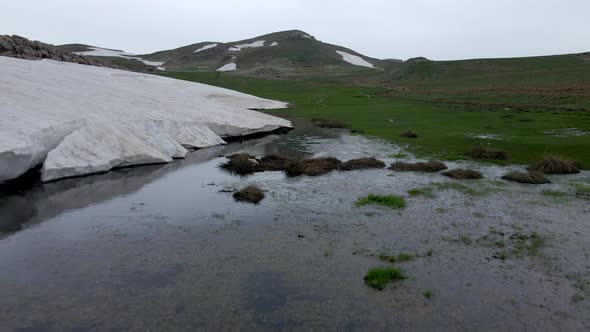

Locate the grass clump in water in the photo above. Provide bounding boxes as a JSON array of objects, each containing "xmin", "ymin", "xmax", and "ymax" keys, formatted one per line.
[
  {"xmin": 423, "ymin": 290, "xmax": 434, "ymax": 299},
  {"xmin": 339, "ymin": 157, "xmax": 386, "ymax": 171},
  {"xmin": 408, "ymin": 187, "xmax": 435, "ymax": 198},
  {"xmin": 356, "ymin": 194, "xmax": 407, "ymax": 209},
  {"xmin": 233, "ymin": 185, "xmax": 265, "ymax": 204},
  {"xmin": 220, "ymin": 153, "xmax": 259, "ymax": 176},
  {"xmin": 364, "ymin": 267, "xmax": 407, "ymax": 290},
  {"xmin": 285, "ymin": 157, "xmax": 342, "ymax": 177},
  {"xmin": 501, "ymin": 171, "xmax": 550, "ymax": 184},
  {"xmin": 389, "ymin": 161, "xmax": 448, "ymax": 172},
  {"xmin": 379, "ymin": 253, "xmax": 413, "ymax": 263},
  {"xmin": 442, "ymin": 169, "xmax": 483, "ymax": 180},
  {"xmin": 528, "ymin": 155, "xmax": 580, "ymax": 174}
]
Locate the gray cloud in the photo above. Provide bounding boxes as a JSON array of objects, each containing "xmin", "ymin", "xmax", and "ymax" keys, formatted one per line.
[{"xmin": 1, "ymin": 0, "xmax": 588, "ymax": 60}]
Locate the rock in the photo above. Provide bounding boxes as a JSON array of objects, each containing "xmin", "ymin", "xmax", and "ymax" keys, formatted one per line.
[{"xmin": 0, "ymin": 35, "xmax": 114, "ymax": 68}]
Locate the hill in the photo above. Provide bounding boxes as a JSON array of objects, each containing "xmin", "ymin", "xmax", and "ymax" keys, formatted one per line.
[{"xmin": 59, "ymin": 30, "xmax": 387, "ymax": 78}]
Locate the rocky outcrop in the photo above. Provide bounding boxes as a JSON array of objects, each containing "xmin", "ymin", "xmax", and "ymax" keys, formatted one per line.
[{"xmin": 0, "ymin": 35, "xmax": 113, "ymax": 67}]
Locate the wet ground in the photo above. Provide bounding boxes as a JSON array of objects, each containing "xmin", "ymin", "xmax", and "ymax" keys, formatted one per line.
[{"xmin": 1, "ymin": 119, "xmax": 589, "ymax": 331}]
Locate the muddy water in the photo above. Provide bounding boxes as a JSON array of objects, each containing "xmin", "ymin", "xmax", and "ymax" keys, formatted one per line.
[{"xmin": 1, "ymin": 119, "xmax": 589, "ymax": 331}]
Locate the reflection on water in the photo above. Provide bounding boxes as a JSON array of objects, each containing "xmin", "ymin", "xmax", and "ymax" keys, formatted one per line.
[
  {"xmin": 0, "ymin": 119, "xmax": 337, "ymax": 234},
  {"xmin": 0, "ymin": 118, "xmax": 588, "ymax": 331}
]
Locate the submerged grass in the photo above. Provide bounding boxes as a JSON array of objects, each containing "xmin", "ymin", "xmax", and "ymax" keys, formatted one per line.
[
  {"xmin": 408, "ymin": 188, "xmax": 435, "ymax": 198},
  {"xmin": 575, "ymin": 184, "xmax": 590, "ymax": 193},
  {"xmin": 379, "ymin": 253, "xmax": 413, "ymax": 263},
  {"xmin": 364, "ymin": 267, "xmax": 407, "ymax": 290},
  {"xmin": 356, "ymin": 194, "xmax": 407, "ymax": 209}
]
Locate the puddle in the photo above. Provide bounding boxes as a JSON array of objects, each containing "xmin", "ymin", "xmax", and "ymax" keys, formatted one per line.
[{"xmin": 0, "ymin": 118, "xmax": 589, "ymax": 331}]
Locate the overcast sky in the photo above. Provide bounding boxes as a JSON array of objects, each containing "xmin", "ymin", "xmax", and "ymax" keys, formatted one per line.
[{"xmin": 1, "ymin": 0, "xmax": 589, "ymax": 60}]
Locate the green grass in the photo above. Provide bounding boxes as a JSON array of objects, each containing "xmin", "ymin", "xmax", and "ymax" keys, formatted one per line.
[
  {"xmin": 159, "ymin": 54, "xmax": 590, "ymax": 168},
  {"xmin": 408, "ymin": 188, "xmax": 435, "ymax": 198},
  {"xmin": 379, "ymin": 253, "xmax": 413, "ymax": 263},
  {"xmin": 542, "ymin": 190, "xmax": 566, "ymax": 198},
  {"xmin": 356, "ymin": 194, "xmax": 407, "ymax": 209},
  {"xmin": 364, "ymin": 267, "xmax": 407, "ymax": 290},
  {"xmin": 423, "ymin": 290, "xmax": 434, "ymax": 299},
  {"xmin": 391, "ymin": 153, "xmax": 408, "ymax": 158}
]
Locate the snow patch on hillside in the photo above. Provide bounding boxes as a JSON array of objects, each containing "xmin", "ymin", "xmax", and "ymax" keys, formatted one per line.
[
  {"xmin": 194, "ymin": 44, "xmax": 218, "ymax": 53},
  {"xmin": 75, "ymin": 47, "xmax": 166, "ymax": 70},
  {"xmin": 336, "ymin": 51, "xmax": 374, "ymax": 68},
  {"xmin": 270, "ymin": 41, "xmax": 279, "ymax": 46},
  {"xmin": 228, "ymin": 40, "xmax": 265, "ymax": 51},
  {"xmin": 217, "ymin": 63, "xmax": 237, "ymax": 71},
  {"xmin": 0, "ymin": 56, "xmax": 290, "ymax": 182}
]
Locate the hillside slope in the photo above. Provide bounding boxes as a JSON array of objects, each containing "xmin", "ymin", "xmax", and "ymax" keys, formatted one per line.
[{"xmin": 59, "ymin": 30, "xmax": 387, "ymax": 77}]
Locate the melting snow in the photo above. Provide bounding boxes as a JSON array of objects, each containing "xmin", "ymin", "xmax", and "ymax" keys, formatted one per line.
[
  {"xmin": 194, "ymin": 43, "xmax": 218, "ymax": 53},
  {"xmin": 75, "ymin": 46, "xmax": 166, "ymax": 69},
  {"xmin": 270, "ymin": 41, "xmax": 279, "ymax": 46},
  {"xmin": 336, "ymin": 51, "xmax": 374, "ymax": 68},
  {"xmin": 0, "ymin": 56, "xmax": 290, "ymax": 182},
  {"xmin": 217, "ymin": 63, "xmax": 237, "ymax": 72},
  {"xmin": 228, "ymin": 40, "xmax": 266, "ymax": 51}
]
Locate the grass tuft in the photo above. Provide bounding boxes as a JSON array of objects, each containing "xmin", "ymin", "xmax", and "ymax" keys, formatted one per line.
[
  {"xmin": 285, "ymin": 157, "xmax": 342, "ymax": 177},
  {"xmin": 233, "ymin": 185, "xmax": 265, "ymax": 204},
  {"xmin": 364, "ymin": 267, "xmax": 407, "ymax": 290},
  {"xmin": 501, "ymin": 171, "xmax": 550, "ymax": 184},
  {"xmin": 423, "ymin": 290, "xmax": 434, "ymax": 299},
  {"xmin": 442, "ymin": 168, "xmax": 483, "ymax": 180},
  {"xmin": 339, "ymin": 157, "xmax": 386, "ymax": 171},
  {"xmin": 389, "ymin": 161, "xmax": 448, "ymax": 172},
  {"xmin": 220, "ymin": 153, "xmax": 259, "ymax": 176},
  {"xmin": 400, "ymin": 131, "xmax": 419, "ymax": 138},
  {"xmin": 466, "ymin": 145, "xmax": 510, "ymax": 160},
  {"xmin": 528, "ymin": 155, "xmax": 580, "ymax": 174},
  {"xmin": 356, "ymin": 194, "xmax": 407, "ymax": 209}
]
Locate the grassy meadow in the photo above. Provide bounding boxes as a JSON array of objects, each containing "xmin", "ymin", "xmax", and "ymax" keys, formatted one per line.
[{"xmin": 160, "ymin": 54, "xmax": 590, "ymax": 167}]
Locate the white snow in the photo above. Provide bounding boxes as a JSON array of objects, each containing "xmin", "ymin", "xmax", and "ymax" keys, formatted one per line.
[
  {"xmin": 194, "ymin": 43, "xmax": 218, "ymax": 53},
  {"xmin": 217, "ymin": 63, "xmax": 237, "ymax": 71},
  {"xmin": 75, "ymin": 47, "xmax": 167, "ymax": 70},
  {"xmin": 302, "ymin": 34, "xmax": 313, "ymax": 39},
  {"xmin": 228, "ymin": 40, "xmax": 266, "ymax": 51},
  {"xmin": 270, "ymin": 41, "xmax": 279, "ymax": 46},
  {"xmin": 0, "ymin": 56, "xmax": 290, "ymax": 182},
  {"xmin": 336, "ymin": 51, "xmax": 374, "ymax": 68}
]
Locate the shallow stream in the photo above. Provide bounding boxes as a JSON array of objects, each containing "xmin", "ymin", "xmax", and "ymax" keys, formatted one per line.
[{"xmin": 1, "ymin": 119, "xmax": 589, "ymax": 331}]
